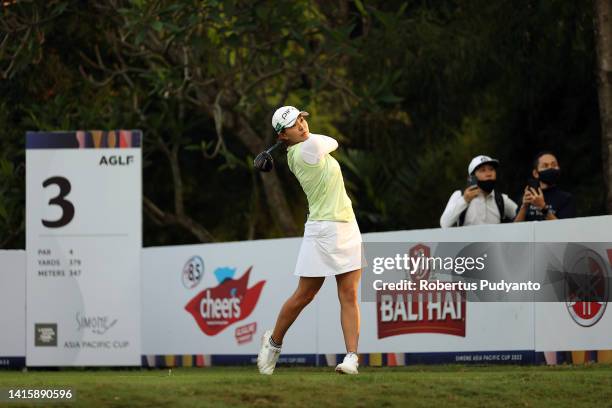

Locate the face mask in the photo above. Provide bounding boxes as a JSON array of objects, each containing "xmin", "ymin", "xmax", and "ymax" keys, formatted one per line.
[
  {"xmin": 538, "ymin": 168, "xmax": 560, "ymax": 185},
  {"xmin": 477, "ymin": 179, "xmax": 496, "ymax": 193}
]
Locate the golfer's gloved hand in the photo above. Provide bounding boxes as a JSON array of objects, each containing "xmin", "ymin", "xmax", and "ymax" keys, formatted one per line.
[{"xmin": 254, "ymin": 151, "xmax": 274, "ymax": 172}]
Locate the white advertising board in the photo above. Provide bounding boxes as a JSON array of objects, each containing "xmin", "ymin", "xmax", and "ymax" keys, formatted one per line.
[
  {"xmin": 533, "ymin": 216, "xmax": 612, "ymax": 351},
  {"xmin": 0, "ymin": 250, "xmax": 25, "ymax": 366},
  {"xmin": 141, "ymin": 238, "xmax": 318, "ymax": 356}
]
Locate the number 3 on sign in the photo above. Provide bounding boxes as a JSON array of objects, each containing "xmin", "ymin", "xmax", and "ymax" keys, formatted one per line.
[{"xmin": 41, "ymin": 176, "xmax": 75, "ymax": 228}]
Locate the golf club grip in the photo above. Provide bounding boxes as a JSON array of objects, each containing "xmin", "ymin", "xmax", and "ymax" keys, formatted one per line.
[{"xmin": 265, "ymin": 141, "xmax": 282, "ymax": 154}]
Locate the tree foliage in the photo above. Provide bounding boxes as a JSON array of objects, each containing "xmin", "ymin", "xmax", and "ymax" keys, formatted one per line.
[{"xmin": 0, "ymin": 0, "xmax": 606, "ymax": 248}]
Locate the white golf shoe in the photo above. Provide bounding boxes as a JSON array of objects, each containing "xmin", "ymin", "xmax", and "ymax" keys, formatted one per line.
[
  {"xmin": 335, "ymin": 352, "xmax": 359, "ymax": 374},
  {"xmin": 257, "ymin": 329, "xmax": 281, "ymax": 375}
]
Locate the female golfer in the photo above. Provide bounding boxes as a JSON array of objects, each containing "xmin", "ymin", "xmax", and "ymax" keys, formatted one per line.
[{"xmin": 257, "ymin": 106, "xmax": 362, "ymax": 375}]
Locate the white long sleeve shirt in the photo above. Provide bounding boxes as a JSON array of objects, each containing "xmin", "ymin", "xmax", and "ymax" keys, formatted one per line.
[
  {"xmin": 301, "ymin": 133, "xmax": 338, "ymax": 164},
  {"xmin": 440, "ymin": 189, "xmax": 518, "ymax": 228}
]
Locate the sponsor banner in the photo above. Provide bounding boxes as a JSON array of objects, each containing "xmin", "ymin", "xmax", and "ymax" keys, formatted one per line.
[
  {"xmin": 25, "ymin": 131, "xmax": 142, "ymax": 366},
  {"xmin": 235, "ymin": 323, "xmax": 258, "ymax": 345},
  {"xmin": 141, "ymin": 239, "xmax": 318, "ymax": 355},
  {"xmin": 362, "ymin": 241, "xmax": 611, "ymax": 302},
  {"xmin": 376, "ymin": 290, "xmax": 467, "ymax": 339},
  {"xmin": 4, "ymin": 216, "xmax": 611, "ymax": 363},
  {"xmin": 210, "ymin": 354, "xmax": 318, "ymax": 366},
  {"xmin": 534, "ymin": 217, "xmax": 612, "ymax": 351},
  {"xmin": 317, "ymin": 223, "xmax": 536, "ymax": 354},
  {"xmin": 0, "ymin": 357, "xmax": 26, "ymax": 369},
  {"xmin": 184, "ymin": 267, "xmax": 265, "ymax": 336},
  {"xmin": 0, "ymin": 251, "xmax": 26, "ymax": 360},
  {"xmin": 141, "ymin": 217, "xmax": 612, "ymax": 356},
  {"xmin": 136, "ymin": 351, "xmax": 537, "ymax": 367},
  {"xmin": 405, "ymin": 350, "xmax": 535, "ymax": 365}
]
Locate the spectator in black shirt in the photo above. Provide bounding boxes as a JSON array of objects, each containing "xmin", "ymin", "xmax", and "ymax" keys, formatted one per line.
[{"xmin": 514, "ymin": 151, "xmax": 576, "ymax": 222}]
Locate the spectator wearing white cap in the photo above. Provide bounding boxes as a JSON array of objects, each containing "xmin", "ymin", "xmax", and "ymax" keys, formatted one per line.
[{"xmin": 440, "ymin": 155, "xmax": 518, "ymax": 228}]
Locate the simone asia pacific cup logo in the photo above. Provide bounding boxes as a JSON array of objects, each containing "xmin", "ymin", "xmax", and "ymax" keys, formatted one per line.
[
  {"xmin": 185, "ymin": 266, "xmax": 265, "ymax": 336},
  {"xmin": 376, "ymin": 244, "xmax": 466, "ymax": 339},
  {"xmin": 564, "ymin": 249, "xmax": 611, "ymax": 327}
]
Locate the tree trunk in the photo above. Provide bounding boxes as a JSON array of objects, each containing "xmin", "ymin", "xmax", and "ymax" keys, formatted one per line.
[
  {"xmin": 233, "ymin": 115, "xmax": 299, "ymax": 237},
  {"xmin": 190, "ymin": 88, "xmax": 299, "ymax": 237},
  {"xmin": 259, "ymin": 171, "xmax": 299, "ymax": 236},
  {"xmin": 594, "ymin": 0, "xmax": 612, "ymax": 214},
  {"xmin": 143, "ymin": 197, "xmax": 215, "ymax": 243}
]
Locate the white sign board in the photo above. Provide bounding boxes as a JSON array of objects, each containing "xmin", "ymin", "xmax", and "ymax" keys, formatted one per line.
[
  {"xmin": 533, "ymin": 217, "xmax": 612, "ymax": 351},
  {"xmin": 26, "ymin": 131, "xmax": 142, "ymax": 366},
  {"xmin": 0, "ymin": 250, "xmax": 25, "ymax": 367},
  {"xmin": 141, "ymin": 217, "xmax": 612, "ymax": 360}
]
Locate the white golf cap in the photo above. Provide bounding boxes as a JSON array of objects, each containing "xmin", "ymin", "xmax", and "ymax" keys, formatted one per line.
[
  {"xmin": 271, "ymin": 106, "xmax": 309, "ymax": 133},
  {"xmin": 468, "ymin": 155, "xmax": 499, "ymax": 175}
]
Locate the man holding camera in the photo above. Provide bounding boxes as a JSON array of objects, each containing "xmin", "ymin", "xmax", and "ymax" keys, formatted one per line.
[
  {"xmin": 514, "ymin": 151, "xmax": 576, "ymax": 222},
  {"xmin": 440, "ymin": 155, "xmax": 518, "ymax": 227}
]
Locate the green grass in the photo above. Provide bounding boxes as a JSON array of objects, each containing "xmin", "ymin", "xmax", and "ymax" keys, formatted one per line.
[{"xmin": 0, "ymin": 365, "xmax": 611, "ymax": 408}]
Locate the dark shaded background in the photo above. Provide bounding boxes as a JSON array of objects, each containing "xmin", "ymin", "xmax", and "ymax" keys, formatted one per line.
[{"xmin": 0, "ymin": 0, "xmax": 605, "ymax": 248}]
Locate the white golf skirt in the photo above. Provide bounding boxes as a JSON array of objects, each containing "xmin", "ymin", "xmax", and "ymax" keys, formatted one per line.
[{"xmin": 294, "ymin": 218, "xmax": 363, "ymax": 277}]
